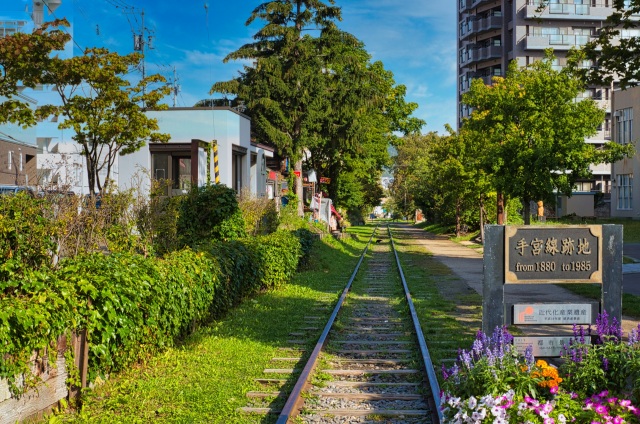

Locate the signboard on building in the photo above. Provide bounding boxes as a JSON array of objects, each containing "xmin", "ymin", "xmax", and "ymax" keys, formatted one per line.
[{"xmin": 505, "ymin": 226, "xmax": 602, "ymax": 284}]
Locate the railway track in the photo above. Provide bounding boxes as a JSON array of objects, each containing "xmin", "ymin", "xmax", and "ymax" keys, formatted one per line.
[{"xmin": 241, "ymin": 226, "xmax": 442, "ymax": 423}]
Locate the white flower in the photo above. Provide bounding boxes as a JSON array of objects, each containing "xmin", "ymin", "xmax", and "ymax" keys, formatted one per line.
[
  {"xmin": 557, "ymin": 414, "xmax": 567, "ymax": 423},
  {"xmin": 468, "ymin": 396, "xmax": 478, "ymax": 409}
]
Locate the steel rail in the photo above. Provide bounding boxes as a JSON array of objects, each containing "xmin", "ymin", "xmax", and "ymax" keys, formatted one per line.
[
  {"xmin": 275, "ymin": 226, "xmax": 378, "ymax": 424},
  {"xmin": 388, "ymin": 224, "xmax": 443, "ymax": 423}
]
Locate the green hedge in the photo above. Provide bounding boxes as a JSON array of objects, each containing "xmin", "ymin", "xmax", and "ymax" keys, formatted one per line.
[{"xmin": 0, "ymin": 230, "xmax": 312, "ymax": 392}]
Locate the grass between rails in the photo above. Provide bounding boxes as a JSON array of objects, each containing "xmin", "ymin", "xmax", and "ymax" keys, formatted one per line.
[
  {"xmin": 51, "ymin": 227, "xmax": 375, "ymax": 424},
  {"xmin": 389, "ymin": 226, "xmax": 483, "ymax": 385}
]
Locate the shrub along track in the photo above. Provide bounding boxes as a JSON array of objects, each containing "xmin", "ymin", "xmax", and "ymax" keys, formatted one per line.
[{"xmin": 241, "ymin": 226, "xmax": 442, "ymax": 423}]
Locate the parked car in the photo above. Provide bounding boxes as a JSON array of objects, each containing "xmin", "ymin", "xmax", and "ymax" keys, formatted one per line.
[{"xmin": 0, "ymin": 185, "xmax": 36, "ymax": 196}]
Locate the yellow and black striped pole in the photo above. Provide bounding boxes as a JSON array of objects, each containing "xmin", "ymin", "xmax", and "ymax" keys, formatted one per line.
[{"xmin": 213, "ymin": 140, "xmax": 219, "ymax": 184}]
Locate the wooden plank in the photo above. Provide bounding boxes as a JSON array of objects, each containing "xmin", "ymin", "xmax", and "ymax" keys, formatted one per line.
[
  {"xmin": 335, "ymin": 349, "xmax": 411, "ymax": 354},
  {"xmin": 264, "ymin": 369, "xmax": 295, "ymax": 374},
  {"xmin": 327, "ymin": 381, "xmax": 421, "ymax": 387},
  {"xmin": 302, "ymin": 408, "xmax": 429, "ymax": 417},
  {"xmin": 238, "ymin": 407, "xmax": 281, "ymax": 414},
  {"xmin": 0, "ymin": 355, "xmax": 68, "ymax": 424},
  {"xmin": 309, "ymin": 393, "xmax": 423, "ymax": 401},
  {"xmin": 330, "ymin": 358, "xmax": 411, "ymax": 365},
  {"xmin": 333, "ymin": 340, "xmax": 411, "ymax": 345},
  {"xmin": 325, "ymin": 369, "xmax": 420, "ymax": 376},
  {"xmin": 246, "ymin": 391, "xmax": 282, "ymax": 398}
]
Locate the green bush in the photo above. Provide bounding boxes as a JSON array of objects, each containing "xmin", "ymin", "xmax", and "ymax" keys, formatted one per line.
[
  {"xmin": 251, "ymin": 231, "xmax": 301, "ymax": 289},
  {"xmin": 0, "ymin": 269, "xmax": 74, "ymax": 394},
  {"xmin": 0, "ymin": 193, "xmax": 59, "ymax": 281},
  {"xmin": 1, "ymin": 226, "xmax": 305, "ymax": 392},
  {"xmin": 293, "ymin": 228, "xmax": 316, "ymax": 267},
  {"xmin": 238, "ymin": 190, "xmax": 279, "ymax": 236},
  {"xmin": 207, "ymin": 240, "xmax": 263, "ymax": 310},
  {"xmin": 177, "ymin": 184, "xmax": 246, "ymax": 247},
  {"xmin": 135, "ymin": 190, "xmax": 183, "ymax": 256},
  {"xmin": 57, "ymin": 253, "xmax": 163, "ymax": 377},
  {"xmin": 155, "ymin": 249, "xmax": 218, "ymax": 340}
]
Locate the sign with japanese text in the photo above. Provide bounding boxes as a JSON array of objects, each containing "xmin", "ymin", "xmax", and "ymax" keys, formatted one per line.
[
  {"xmin": 514, "ymin": 336, "xmax": 589, "ymax": 357},
  {"xmin": 319, "ymin": 177, "xmax": 331, "ymax": 184},
  {"xmin": 505, "ymin": 226, "xmax": 602, "ymax": 284},
  {"xmin": 513, "ymin": 303, "xmax": 593, "ymax": 325}
]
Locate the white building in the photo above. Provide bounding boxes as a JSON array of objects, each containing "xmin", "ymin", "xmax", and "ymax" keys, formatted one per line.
[{"xmin": 117, "ymin": 107, "xmax": 272, "ymax": 198}]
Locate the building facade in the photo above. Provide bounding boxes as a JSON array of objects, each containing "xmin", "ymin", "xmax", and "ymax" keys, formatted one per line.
[
  {"xmin": 117, "ymin": 107, "xmax": 273, "ymax": 199},
  {"xmin": 610, "ymin": 86, "xmax": 639, "ymax": 218},
  {"xmin": 458, "ymin": 0, "xmax": 614, "ymax": 194}
]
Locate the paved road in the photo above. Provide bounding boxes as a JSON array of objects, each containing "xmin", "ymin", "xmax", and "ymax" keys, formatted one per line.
[
  {"xmin": 623, "ymin": 243, "xmax": 640, "ymax": 296},
  {"xmin": 390, "ymin": 223, "xmax": 640, "ymax": 337}
]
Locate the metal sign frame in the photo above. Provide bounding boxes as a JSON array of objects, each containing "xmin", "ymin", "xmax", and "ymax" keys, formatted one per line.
[{"xmin": 504, "ymin": 225, "xmax": 602, "ymax": 284}]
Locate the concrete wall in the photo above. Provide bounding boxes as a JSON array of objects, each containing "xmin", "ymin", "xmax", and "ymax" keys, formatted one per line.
[{"xmin": 557, "ymin": 193, "xmax": 595, "ymax": 217}]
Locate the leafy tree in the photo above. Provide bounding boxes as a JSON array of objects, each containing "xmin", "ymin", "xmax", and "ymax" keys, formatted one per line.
[
  {"xmin": 462, "ymin": 54, "xmax": 631, "ymax": 225},
  {"xmin": 392, "ymin": 130, "xmax": 487, "ymax": 236},
  {"xmin": 36, "ymin": 48, "xmax": 171, "ymax": 195},
  {"xmin": 212, "ymin": 0, "xmax": 347, "ymax": 216},
  {"xmin": 0, "ymin": 20, "xmax": 70, "ymax": 126},
  {"xmin": 308, "ymin": 55, "xmax": 423, "ymax": 217}
]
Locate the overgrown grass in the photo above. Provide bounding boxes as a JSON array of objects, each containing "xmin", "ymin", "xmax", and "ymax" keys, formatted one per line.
[
  {"xmin": 390, "ymin": 226, "xmax": 482, "ymax": 384},
  {"xmin": 52, "ymin": 229, "xmax": 374, "ymax": 423}
]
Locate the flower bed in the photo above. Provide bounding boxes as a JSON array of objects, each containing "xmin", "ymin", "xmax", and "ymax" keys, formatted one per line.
[{"xmin": 441, "ymin": 312, "xmax": 640, "ymax": 423}]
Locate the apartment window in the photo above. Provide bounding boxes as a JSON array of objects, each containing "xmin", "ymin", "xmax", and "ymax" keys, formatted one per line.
[
  {"xmin": 615, "ymin": 107, "xmax": 633, "ymax": 145},
  {"xmin": 621, "ymin": 29, "xmax": 640, "ymax": 39},
  {"xmin": 7, "ymin": 151, "xmax": 12, "ymax": 170},
  {"xmin": 617, "ymin": 174, "xmax": 633, "ymax": 210}
]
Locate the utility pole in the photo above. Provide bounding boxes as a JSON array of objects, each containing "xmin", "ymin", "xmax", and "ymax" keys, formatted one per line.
[
  {"xmin": 172, "ymin": 66, "xmax": 180, "ymax": 107},
  {"xmin": 132, "ymin": 8, "xmax": 153, "ymax": 103}
]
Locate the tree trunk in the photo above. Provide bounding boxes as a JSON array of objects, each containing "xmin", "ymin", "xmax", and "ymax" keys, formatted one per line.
[
  {"xmin": 523, "ymin": 199, "xmax": 531, "ymax": 225},
  {"xmin": 455, "ymin": 199, "xmax": 462, "ymax": 237},
  {"xmin": 497, "ymin": 192, "xmax": 505, "ymax": 225},
  {"xmin": 295, "ymin": 158, "xmax": 304, "ymax": 217},
  {"xmin": 479, "ymin": 194, "xmax": 485, "ymax": 244}
]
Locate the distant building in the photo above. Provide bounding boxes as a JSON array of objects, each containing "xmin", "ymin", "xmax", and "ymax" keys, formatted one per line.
[{"xmin": 457, "ymin": 0, "xmax": 614, "ymax": 194}]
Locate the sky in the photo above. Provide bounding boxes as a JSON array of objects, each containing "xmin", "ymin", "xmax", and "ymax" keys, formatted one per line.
[{"xmin": 3, "ymin": 0, "xmax": 457, "ymax": 134}]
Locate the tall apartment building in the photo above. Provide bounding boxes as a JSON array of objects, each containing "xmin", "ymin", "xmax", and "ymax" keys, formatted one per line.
[{"xmin": 458, "ymin": 0, "xmax": 614, "ymax": 194}]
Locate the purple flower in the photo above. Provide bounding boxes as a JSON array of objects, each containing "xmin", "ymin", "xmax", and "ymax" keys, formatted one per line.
[
  {"xmin": 549, "ymin": 386, "xmax": 559, "ymax": 395},
  {"xmin": 602, "ymin": 356, "xmax": 609, "ymax": 371},
  {"xmin": 594, "ymin": 404, "xmax": 609, "ymax": 415},
  {"xmin": 524, "ymin": 345, "xmax": 535, "ymax": 367}
]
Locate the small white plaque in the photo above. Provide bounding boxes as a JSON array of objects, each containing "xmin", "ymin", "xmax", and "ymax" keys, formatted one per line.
[
  {"xmin": 513, "ymin": 304, "xmax": 592, "ymax": 325},
  {"xmin": 514, "ymin": 336, "xmax": 588, "ymax": 357}
]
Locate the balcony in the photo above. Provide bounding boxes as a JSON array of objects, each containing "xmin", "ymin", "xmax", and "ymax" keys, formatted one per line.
[
  {"xmin": 478, "ymin": 45, "xmax": 502, "ymax": 60},
  {"xmin": 525, "ymin": 34, "xmax": 594, "ymax": 50},
  {"xmin": 459, "ymin": 0, "xmax": 472, "ymax": 12},
  {"xmin": 460, "ymin": 15, "xmax": 503, "ymax": 40},
  {"xmin": 471, "ymin": 0, "xmax": 495, "ymax": 8},
  {"xmin": 524, "ymin": 3, "xmax": 611, "ymax": 20}
]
